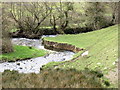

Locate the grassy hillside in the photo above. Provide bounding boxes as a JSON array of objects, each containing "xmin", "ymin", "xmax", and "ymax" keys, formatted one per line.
[{"xmin": 44, "ymin": 25, "xmax": 118, "ymax": 87}]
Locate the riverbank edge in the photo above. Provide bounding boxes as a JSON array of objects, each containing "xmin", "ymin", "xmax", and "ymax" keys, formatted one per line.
[
  {"xmin": 0, "ymin": 45, "xmax": 48, "ymax": 63},
  {"xmin": 41, "ymin": 38, "xmax": 85, "ymax": 70},
  {"xmin": 42, "ymin": 38, "xmax": 84, "ymax": 53}
]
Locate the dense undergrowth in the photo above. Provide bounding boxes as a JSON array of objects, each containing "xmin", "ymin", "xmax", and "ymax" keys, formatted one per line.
[{"xmin": 2, "ymin": 68, "xmax": 109, "ymax": 88}]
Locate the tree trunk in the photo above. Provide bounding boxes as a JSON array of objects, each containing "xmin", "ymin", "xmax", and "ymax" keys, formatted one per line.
[{"xmin": 1, "ymin": 29, "xmax": 13, "ymax": 54}]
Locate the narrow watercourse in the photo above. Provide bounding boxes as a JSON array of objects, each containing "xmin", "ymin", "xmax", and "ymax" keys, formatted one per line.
[{"xmin": 0, "ymin": 35, "xmax": 78, "ymax": 74}]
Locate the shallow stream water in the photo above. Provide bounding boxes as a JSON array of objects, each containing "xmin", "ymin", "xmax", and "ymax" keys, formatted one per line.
[{"xmin": 0, "ymin": 35, "xmax": 75, "ymax": 73}]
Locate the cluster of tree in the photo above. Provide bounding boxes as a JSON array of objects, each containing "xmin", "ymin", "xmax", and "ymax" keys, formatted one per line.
[
  {"xmin": 1, "ymin": 2, "xmax": 119, "ymax": 53},
  {"xmin": 3, "ymin": 2, "xmax": 119, "ymax": 34},
  {"xmin": 8, "ymin": 2, "xmax": 74, "ymax": 35},
  {"xmin": 84, "ymin": 2, "xmax": 118, "ymax": 30}
]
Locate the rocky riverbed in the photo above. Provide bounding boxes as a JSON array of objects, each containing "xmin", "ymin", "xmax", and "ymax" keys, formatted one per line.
[{"xmin": 0, "ymin": 35, "xmax": 75, "ymax": 74}]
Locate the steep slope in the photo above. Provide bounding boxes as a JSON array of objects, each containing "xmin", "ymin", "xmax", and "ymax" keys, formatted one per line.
[{"xmin": 44, "ymin": 25, "xmax": 118, "ymax": 87}]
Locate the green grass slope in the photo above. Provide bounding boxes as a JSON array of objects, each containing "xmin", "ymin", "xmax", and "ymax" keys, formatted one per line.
[
  {"xmin": 44, "ymin": 25, "xmax": 118, "ymax": 74},
  {"xmin": 0, "ymin": 45, "xmax": 47, "ymax": 62}
]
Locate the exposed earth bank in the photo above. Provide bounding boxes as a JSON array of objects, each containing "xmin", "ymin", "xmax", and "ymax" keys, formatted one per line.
[{"xmin": 42, "ymin": 39, "xmax": 84, "ymax": 53}]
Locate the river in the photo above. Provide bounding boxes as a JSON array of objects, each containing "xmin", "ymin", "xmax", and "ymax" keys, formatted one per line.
[{"xmin": 0, "ymin": 35, "xmax": 75, "ymax": 74}]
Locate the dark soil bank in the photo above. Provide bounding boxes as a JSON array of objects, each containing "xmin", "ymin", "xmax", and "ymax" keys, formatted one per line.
[{"xmin": 42, "ymin": 39, "xmax": 84, "ymax": 53}]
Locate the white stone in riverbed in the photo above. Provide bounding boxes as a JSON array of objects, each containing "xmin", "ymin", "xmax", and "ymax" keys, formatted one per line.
[
  {"xmin": 10, "ymin": 68, "xmax": 13, "ymax": 71},
  {"xmin": 35, "ymin": 71, "xmax": 39, "ymax": 74}
]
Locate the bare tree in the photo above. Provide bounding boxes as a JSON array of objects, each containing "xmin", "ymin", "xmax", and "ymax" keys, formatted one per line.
[
  {"xmin": 10, "ymin": 2, "xmax": 52, "ymax": 37},
  {"xmin": 1, "ymin": 3, "xmax": 13, "ymax": 53},
  {"xmin": 49, "ymin": 2, "xmax": 73, "ymax": 34}
]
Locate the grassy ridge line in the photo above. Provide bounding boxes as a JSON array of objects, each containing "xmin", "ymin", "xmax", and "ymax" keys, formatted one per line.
[
  {"xmin": 0, "ymin": 45, "xmax": 47, "ymax": 62},
  {"xmin": 43, "ymin": 25, "xmax": 118, "ymax": 73}
]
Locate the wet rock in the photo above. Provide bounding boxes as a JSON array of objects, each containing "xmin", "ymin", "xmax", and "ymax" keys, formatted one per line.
[
  {"xmin": 40, "ymin": 68, "xmax": 43, "ymax": 71},
  {"xmin": 62, "ymin": 58, "xmax": 65, "ymax": 61},
  {"xmin": 19, "ymin": 67, "xmax": 23, "ymax": 69},
  {"xmin": 17, "ymin": 63, "xmax": 20, "ymax": 65},
  {"xmin": 8, "ymin": 60, "xmax": 14, "ymax": 62}
]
